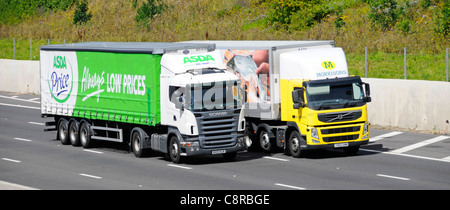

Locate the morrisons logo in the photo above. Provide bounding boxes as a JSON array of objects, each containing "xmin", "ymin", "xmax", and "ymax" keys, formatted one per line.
[
  {"xmin": 184, "ymin": 55, "xmax": 215, "ymax": 64},
  {"xmin": 321, "ymin": 61, "xmax": 336, "ymax": 70}
]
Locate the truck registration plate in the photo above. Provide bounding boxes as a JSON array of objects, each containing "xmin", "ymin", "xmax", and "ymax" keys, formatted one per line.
[
  {"xmin": 212, "ymin": 150, "xmax": 226, "ymax": 155},
  {"xmin": 334, "ymin": 143, "xmax": 349, "ymax": 148}
]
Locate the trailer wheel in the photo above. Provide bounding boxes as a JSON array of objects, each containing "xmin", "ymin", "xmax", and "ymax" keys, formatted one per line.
[
  {"xmin": 259, "ymin": 130, "xmax": 272, "ymax": 152},
  {"xmin": 80, "ymin": 122, "xmax": 93, "ymax": 148},
  {"xmin": 69, "ymin": 120, "xmax": 80, "ymax": 147},
  {"xmin": 58, "ymin": 118, "xmax": 70, "ymax": 145},
  {"xmin": 131, "ymin": 128, "xmax": 147, "ymax": 158},
  {"xmin": 288, "ymin": 131, "xmax": 302, "ymax": 158},
  {"xmin": 169, "ymin": 136, "xmax": 183, "ymax": 163}
]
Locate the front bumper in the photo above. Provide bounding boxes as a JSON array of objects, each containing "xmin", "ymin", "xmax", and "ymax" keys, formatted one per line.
[
  {"xmin": 180, "ymin": 133, "xmax": 246, "ymax": 156},
  {"xmin": 303, "ymin": 122, "xmax": 370, "ymax": 150}
]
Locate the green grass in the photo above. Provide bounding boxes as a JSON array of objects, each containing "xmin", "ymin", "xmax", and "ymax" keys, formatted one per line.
[{"xmin": 346, "ymin": 51, "xmax": 448, "ymax": 81}]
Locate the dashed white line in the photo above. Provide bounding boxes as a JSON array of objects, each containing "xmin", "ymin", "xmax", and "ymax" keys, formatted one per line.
[
  {"xmin": 167, "ymin": 164, "xmax": 192, "ymax": 170},
  {"xmin": 274, "ymin": 183, "xmax": 306, "ymax": 190},
  {"xmin": 28, "ymin": 122, "xmax": 45, "ymax": 126},
  {"xmin": 2, "ymin": 158, "xmax": 21, "ymax": 163},
  {"xmin": 263, "ymin": 156, "xmax": 289, "ymax": 162},
  {"xmin": 0, "ymin": 94, "xmax": 40, "ymax": 104},
  {"xmin": 28, "ymin": 98, "xmax": 39, "ymax": 101},
  {"xmin": 370, "ymin": 131, "xmax": 403, "ymax": 142},
  {"xmin": 0, "ymin": 102, "xmax": 40, "ymax": 110},
  {"xmin": 83, "ymin": 149, "xmax": 104, "ymax": 154},
  {"xmin": 14, "ymin": 137, "xmax": 32, "ymax": 142},
  {"xmin": 391, "ymin": 136, "xmax": 450, "ymax": 154},
  {"xmin": 376, "ymin": 174, "xmax": 410, "ymax": 181},
  {"xmin": 79, "ymin": 173, "xmax": 102, "ymax": 179}
]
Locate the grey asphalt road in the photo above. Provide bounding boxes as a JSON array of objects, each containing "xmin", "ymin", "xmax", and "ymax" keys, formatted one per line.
[{"xmin": 1, "ymin": 92, "xmax": 449, "ymax": 190}]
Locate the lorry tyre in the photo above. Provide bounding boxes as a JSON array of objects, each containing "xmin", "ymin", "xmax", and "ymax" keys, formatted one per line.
[
  {"xmin": 288, "ymin": 131, "xmax": 302, "ymax": 158},
  {"xmin": 69, "ymin": 119, "xmax": 81, "ymax": 147},
  {"xmin": 80, "ymin": 122, "xmax": 93, "ymax": 148},
  {"xmin": 169, "ymin": 136, "xmax": 183, "ymax": 163},
  {"xmin": 259, "ymin": 130, "xmax": 272, "ymax": 152},
  {"xmin": 131, "ymin": 128, "xmax": 147, "ymax": 158},
  {"xmin": 58, "ymin": 118, "xmax": 70, "ymax": 145}
]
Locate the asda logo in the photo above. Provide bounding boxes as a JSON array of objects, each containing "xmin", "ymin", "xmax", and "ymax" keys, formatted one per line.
[
  {"xmin": 184, "ymin": 55, "xmax": 215, "ymax": 64},
  {"xmin": 321, "ymin": 61, "xmax": 336, "ymax": 70},
  {"xmin": 49, "ymin": 55, "xmax": 73, "ymax": 103}
]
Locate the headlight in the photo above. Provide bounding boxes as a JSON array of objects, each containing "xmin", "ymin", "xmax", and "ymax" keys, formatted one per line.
[
  {"xmin": 363, "ymin": 123, "xmax": 369, "ymax": 134},
  {"xmin": 311, "ymin": 128, "xmax": 319, "ymax": 139}
]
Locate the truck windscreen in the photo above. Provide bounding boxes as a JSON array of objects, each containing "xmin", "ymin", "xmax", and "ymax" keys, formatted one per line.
[
  {"xmin": 189, "ymin": 81, "xmax": 243, "ymax": 111},
  {"xmin": 305, "ymin": 78, "xmax": 366, "ymax": 110}
]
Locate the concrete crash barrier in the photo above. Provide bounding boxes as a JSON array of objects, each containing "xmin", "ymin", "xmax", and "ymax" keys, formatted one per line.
[
  {"xmin": 363, "ymin": 78, "xmax": 450, "ymax": 134},
  {"xmin": 0, "ymin": 59, "xmax": 40, "ymax": 95},
  {"xmin": 0, "ymin": 59, "xmax": 448, "ymax": 133}
]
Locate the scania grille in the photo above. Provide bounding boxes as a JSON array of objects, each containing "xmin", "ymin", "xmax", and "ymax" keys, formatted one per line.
[{"xmin": 198, "ymin": 115, "xmax": 237, "ymax": 149}]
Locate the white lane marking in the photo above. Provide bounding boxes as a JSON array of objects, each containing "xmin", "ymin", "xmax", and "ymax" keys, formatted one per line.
[
  {"xmin": 370, "ymin": 131, "xmax": 403, "ymax": 142},
  {"xmin": 167, "ymin": 164, "xmax": 192, "ymax": 170},
  {"xmin": 83, "ymin": 149, "xmax": 104, "ymax": 154},
  {"xmin": 2, "ymin": 158, "xmax": 21, "ymax": 163},
  {"xmin": 360, "ymin": 148, "xmax": 450, "ymax": 163},
  {"xmin": 28, "ymin": 122, "xmax": 45, "ymax": 126},
  {"xmin": 274, "ymin": 183, "xmax": 306, "ymax": 190},
  {"xmin": 0, "ymin": 95, "xmax": 40, "ymax": 104},
  {"xmin": 28, "ymin": 98, "xmax": 39, "ymax": 101},
  {"xmin": 79, "ymin": 173, "xmax": 102, "ymax": 179},
  {"xmin": 14, "ymin": 137, "xmax": 32, "ymax": 142},
  {"xmin": 0, "ymin": 180, "xmax": 39, "ymax": 190},
  {"xmin": 0, "ymin": 102, "xmax": 40, "ymax": 110},
  {"xmin": 391, "ymin": 136, "xmax": 450, "ymax": 154},
  {"xmin": 263, "ymin": 156, "xmax": 289, "ymax": 162},
  {"xmin": 442, "ymin": 156, "xmax": 450, "ymax": 161},
  {"xmin": 376, "ymin": 174, "xmax": 410, "ymax": 181}
]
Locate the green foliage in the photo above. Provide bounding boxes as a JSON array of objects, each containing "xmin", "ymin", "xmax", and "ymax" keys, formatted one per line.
[
  {"xmin": 0, "ymin": 0, "xmax": 75, "ymax": 25},
  {"xmin": 73, "ymin": 0, "xmax": 92, "ymax": 25},
  {"xmin": 434, "ymin": 0, "xmax": 449, "ymax": 36},
  {"xmin": 135, "ymin": 0, "xmax": 168, "ymax": 29},
  {"xmin": 366, "ymin": 0, "xmax": 402, "ymax": 31}
]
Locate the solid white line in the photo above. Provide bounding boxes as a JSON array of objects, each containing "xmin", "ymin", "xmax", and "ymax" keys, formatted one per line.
[
  {"xmin": 28, "ymin": 122, "xmax": 45, "ymax": 126},
  {"xmin": 442, "ymin": 156, "xmax": 450, "ymax": 161},
  {"xmin": 360, "ymin": 148, "xmax": 450, "ymax": 163},
  {"xmin": 274, "ymin": 183, "xmax": 306, "ymax": 190},
  {"xmin": 14, "ymin": 137, "xmax": 32, "ymax": 142},
  {"xmin": 167, "ymin": 164, "xmax": 192, "ymax": 170},
  {"xmin": 376, "ymin": 174, "xmax": 410, "ymax": 181},
  {"xmin": 0, "ymin": 102, "xmax": 40, "ymax": 110},
  {"xmin": 0, "ymin": 95, "xmax": 40, "ymax": 104},
  {"xmin": 391, "ymin": 136, "xmax": 450, "ymax": 154},
  {"xmin": 83, "ymin": 149, "xmax": 104, "ymax": 154},
  {"xmin": 28, "ymin": 98, "xmax": 39, "ymax": 101},
  {"xmin": 2, "ymin": 158, "xmax": 21, "ymax": 163},
  {"xmin": 79, "ymin": 173, "xmax": 102, "ymax": 179},
  {"xmin": 263, "ymin": 156, "xmax": 289, "ymax": 162},
  {"xmin": 370, "ymin": 131, "xmax": 403, "ymax": 142}
]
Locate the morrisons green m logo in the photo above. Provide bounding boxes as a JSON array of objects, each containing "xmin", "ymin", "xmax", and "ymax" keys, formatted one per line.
[
  {"xmin": 184, "ymin": 55, "xmax": 215, "ymax": 64},
  {"xmin": 321, "ymin": 61, "xmax": 336, "ymax": 70}
]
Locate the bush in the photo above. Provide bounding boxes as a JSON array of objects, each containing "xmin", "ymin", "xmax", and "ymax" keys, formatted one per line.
[
  {"xmin": 266, "ymin": 0, "xmax": 334, "ymax": 31},
  {"xmin": 73, "ymin": 0, "xmax": 92, "ymax": 25},
  {"xmin": 135, "ymin": 0, "xmax": 168, "ymax": 28},
  {"xmin": 434, "ymin": 0, "xmax": 449, "ymax": 36},
  {"xmin": 0, "ymin": 0, "xmax": 75, "ymax": 25},
  {"xmin": 366, "ymin": 0, "xmax": 402, "ymax": 31}
]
